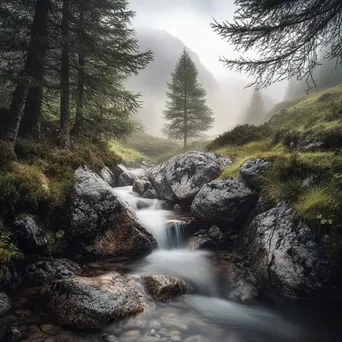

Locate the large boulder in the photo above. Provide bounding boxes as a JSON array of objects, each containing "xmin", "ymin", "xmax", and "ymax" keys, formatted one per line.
[
  {"xmin": 0, "ymin": 292, "xmax": 11, "ymax": 317},
  {"xmin": 100, "ymin": 166, "xmax": 116, "ymax": 187},
  {"xmin": 148, "ymin": 152, "xmax": 231, "ymax": 202},
  {"xmin": 64, "ymin": 167, "xmax": 156, "ymax": 259},
  {"xmin": 13, "ymin": 216, "xmax": 47, "ymax": 254},
  {"xmin": 22, "ymin": 258, "xmax": 82, "ymax": 286},
  {"xmin": 240, "ymin": 159, "xmax": 271, "ymax": 190},
  {"xmin": 238, "ymin": 202, "xmax": 335, "ymax": 296},
  {"xmin": 191, "ymin": 179, "xmax": 258, "ymax": 226},
  {"xmin": 143, "ymin": 189, "xmax": 158, "ymax": 199},
  {"xmin": 41, "ymin": 272, "xmax": 146, "ymax": 330},
  {"xmin": 133, "ymin": 179, "xmax": 151, "ymax": 196},
  {"xmin": 118, "ymin": 171, "xmax": 138, "ymax": 187},
  {"xmin": 142, "ymin": 275, "xmax": 190, "ymax": 301}
]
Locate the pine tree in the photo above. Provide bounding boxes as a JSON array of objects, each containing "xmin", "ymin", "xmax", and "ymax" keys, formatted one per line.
[
  {"xmin": 163, "ymin": 50, "xmax": 214, "ymax": 149},
  {"xmin": 243, "ymin": 89, "xmax": 265, "ymax": 126}
]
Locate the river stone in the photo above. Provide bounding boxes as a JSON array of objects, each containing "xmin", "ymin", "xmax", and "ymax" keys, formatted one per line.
[
  {"xmin": 41, "ymin": 272, "xmax": 146, "ymax": 330},
  {"xmin": 133, "ymin": 179, "xmax": 151, "ymax": 196},
  {"xmin": 143, "ymin": 275, "xmax": 190, "ymax": 301},
  {"xmin": 239, "ymin": 202, "xmax": 335, "ymax": 296},
  {"xmin": 187, "ymin": 235, "xmax": 217, "ymax": 251},
  {"xmin": 148, "ymin": 151, "xmax": 231, "ymax": 202},
  {"xmin": 22, "ymin": 258, "xmax": 82, "ymax": 286},
  {"xmin": 191, "ymin": 178, "xmax": 258, "ymax": 226},
  {"xmin": 100, "ymin": 166, "xmax": 116, "ymax": 187},
  {"xmin": 184, "ymin": 336, "xmax": 211, "ymax": 342},
  {"xmin": 143, "ymin": 189, "xmax": 158, "ymax": 199},
  {"xmin": 13, "ymin": 216, "xmax": 47, "ymax": 253},
  {"xmin": 118, "ymin": 171, "xmax": 138, "ymax": 186},
  {"xmin": 0, "ymin": 292, "xmax": 11, "ymax": 317},
  {"xmin": 64, "ymin": 167, "xmax": 156, "ymax": 259},
  {"xmin": 240, "ymin": 159, "xmax": 271, "ymax": 190}
]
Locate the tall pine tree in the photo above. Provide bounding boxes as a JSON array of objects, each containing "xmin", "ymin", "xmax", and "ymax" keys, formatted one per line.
[
  {"xmin": 163, "ymin": 50, "xmax": 214, "ymax": 149},
  {"xmin": 242, "ymin": 89, "xmax": 265, "ymax": 126}
]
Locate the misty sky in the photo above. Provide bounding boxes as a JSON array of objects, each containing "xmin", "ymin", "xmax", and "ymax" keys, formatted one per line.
[{"xmin": 130, "ymin": 0, "xmax": 241, "ymax": 82}]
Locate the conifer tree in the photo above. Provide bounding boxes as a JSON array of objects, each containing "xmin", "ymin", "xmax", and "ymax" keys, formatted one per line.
[
  {"xmin": 163, "ymin": 50, "xmax": 214, "ymax": 149},
  {"xmin": 243, "ymin": 89, "xmax": 265, "ymax": 125}
]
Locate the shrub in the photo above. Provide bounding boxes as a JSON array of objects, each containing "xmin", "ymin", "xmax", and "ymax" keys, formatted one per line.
[
  {"xmin": 207, "ymin": 124, "xmax": 272, "ymax": 150},
  {"xmin": 0, "ymin": 141, "xmax": 16, "ymax": 171},
  {"xmin": 0, "ymin": 231, "xmax": 24, "ymax": 264}
]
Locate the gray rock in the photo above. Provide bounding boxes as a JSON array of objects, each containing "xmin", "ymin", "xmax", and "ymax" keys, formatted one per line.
[
  {"xmin": 191, "ymin": 179, "xmax": 258, "ymax": 226},
  {"xmin": 101, "ymin": 334, "xmax": 120, "ymax": 342},
  {"xmin": 184, "ymin": 336, "xmax": 211, "ymax": 342},
  {"xmin": 0, "ymin": 265, "xmax": 21, "ymax": 292},
  {"xmin": 148, "ymin": 151, "xmax": 231, "ymax": 202},
  {"xmin": 208, "ymin": 226, "xmax": 225, "ymax": 246},
  {"xmin": 41, "ymin": 272, "xmax": 147, "ymax": 330},
  {"xmin": 143, "ymin": 275, "xmax": 190, "ymax": 301},
  {"xmin": 100, "ymin": 166, "xmax": 116, "ymax": 187},
  {"xmin": 239, "ymin": 202, "xmax": 335, "ymax": 296},
  {"xmin": 0, "ymin": 292, "xmax": 11, "ymax": 317},
  {"xmin": 118, "ymin": 171, "xmax": 138, "ymax": 186},
  {"xmin": 65, "ymin": 167, "xmax": 156, "ymax": 259},
  {"xmin": 22, "ymin": 258, "xmax": 82, "ymax": 286},
  {"xmin": 13, "ymin": 216, "xmax": 47, "ymax": 253},
  {"xmin": 2, "ymin": 327, "xmax": 21, "ymax": 342},
  {"xmin": 133, "ymin": 179, "xmax": 151, "ymax": 196},
  {"xmin": 187, "ymin": 235, "xmax": 217, "ymax": 251},
  {"xmin": 143, "ymin": 189, "xmax": 158, "ymax": 199},
  {"xmin": 240, "ymin": 159, "xmax": 271, "ymax": 190}
]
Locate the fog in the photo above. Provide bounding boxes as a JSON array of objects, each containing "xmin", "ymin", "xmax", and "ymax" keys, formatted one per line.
[{"xmin": 128, "ymin": 0, "xmax": 286, "ymax": 137}]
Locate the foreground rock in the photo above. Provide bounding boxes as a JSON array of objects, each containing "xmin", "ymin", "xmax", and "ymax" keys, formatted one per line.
[
  {"xmin": 0, "ymin": 292, "xmax": 11, "ymax": 317},
  {"xmin": 240, "ymin": 159, "xmax": 271, "ymax": 190},
  {"xmin": 41, "ymin": 273, "xmax": 146, "ymax": 330},
  {"xmin": 191, "ymin": 179, "xmax": 258, "ymax": 226},
  {"xmin": 142, "ymin": 275, "xmax": 190, "ymax": 301},
  {"xmin": 13, "ymin": 216, "xmax": 47, "ymax": 254},
  {"xmin": 148, "ymin": 151, "xmax": 231, "ymax": 202},
  {"xmin": 239, "ymin": 202, "xmax": 335, "ymax": 296},
  {"xmin": 22, "ymin": 258, "xmax": 82, "ymax": 286},
  {"xmin": 64, "ymin": 167, "xmax": 156, "ymax": 259}
]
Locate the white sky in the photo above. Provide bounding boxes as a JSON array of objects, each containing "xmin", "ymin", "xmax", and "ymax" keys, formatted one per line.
[{"xmin": 130, "ymin": 0, "xmax": 244, "ymax": 82}]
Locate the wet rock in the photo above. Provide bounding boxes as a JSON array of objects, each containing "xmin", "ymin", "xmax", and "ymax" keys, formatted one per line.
[
  {"xmin": 118, "ymin": 171, "xmax": 138, "ymax": 186},
  {"xmin": 191, "ymin": 179, "xmax": 258, "ymax": 226},
  {"xmin": 0, "ymin": 292, "xmax": 11, "ymax": 317},
  {"xmin": 1, "ymin": 327, "xmax": 21, "ymax": 342},
  {"xmin": 239, "ymin": 202, "xmax": 336, "ymax": 296},
  {"xmin": 40, "ymin": 324, "xmax": 61, "ymax": 336},
  {"xmin": 13, "ymin": 216, "xmax": 47, "ymax": 253},
  {"xmin": 143, "ymin": 275, "xmax": 190, "ymax": 301},
  {"xmin": 133, "ymin": 179, "xmax": 152, "ymax": 196},
  {"xmin": 187, "ymin": 235, "xmax": 217, "ymax": 251},
  {"xmin": 0, "ymin": 265, "xmax": 21, "ymax": 292},
  {"xmin": 41, "ymin": 272, "xmax": 146, "ymax": 330},
  {"xmin": 148, "ymin": 151, "xmax": 231, "ymax": 202},
  {"xmin": 101, "ymin": 334, "xmax": 120, "ymax": 342},
  {"xmin": 240, "ymin": 159, "xmax": 271, "ymax": 190},
  {"xmin": 22, "ymin": 258, "xmax": 82, "ymax": 286},
  {"xmin": 184, "ymin": 336, "xmax": 211, "ymax": 342},
  {"xmin": 64, "ymin": 167, "xmax": 156, "ymax": 259},
  {"xmin": 112, "ymin": 164, "xmax": 127, "ymax": 180},
  {"xmin": 143, "ymin": 189, "xmax": 158, "ymax": 199},
  {"xmin": 159, "ymin": 200, "xmax": 174, "ymax": 210},
  {"xmin": 208, "ymin": 226, "xmax": 226, "ymax": 247},
  {"xmin": 100, "ymin": 166, "xmax": 116, "ymax": 187}
]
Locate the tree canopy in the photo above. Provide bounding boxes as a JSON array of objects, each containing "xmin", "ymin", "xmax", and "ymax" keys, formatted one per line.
[
  {"xmin": 163, "ymin": 50, "xmax": 214, "ymax": 149},
  {"xmin": 212, "ymin": 0, "xmax": 342, "ymax": 89}
]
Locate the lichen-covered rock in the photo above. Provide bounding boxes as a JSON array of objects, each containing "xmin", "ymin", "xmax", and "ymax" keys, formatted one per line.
[
  {"xmin": 143, "ymin": 189, "xmax": 158, "ymax": 199},
  {"xmin": 64, "ymin": 167, "xmax": 156, "ymax": 259},
  {"xmin": 142, "ymin": 275, "xmax": 190, "ymax": 301},
  {"xmin": 187, "ymin": 235, "xmax": 217, "ymax": 251},
  {"xmin": 100, "ymin": 166, "xmax": 116, "ymax": 187},
  {"xmin": 240, "ymin": 159, "xmax": 271, "ymax": 190},
  {"xmin": 22, "ymin": 258, "xmax": 83, "ymax": 286},
  {"xmin": 0, "ymin": 292, "xmax": 11, "ymax": 317},
  {"xmin": 133, "ymin": 179, "xmax": 151, "ymax": 196},
  {"xmin": 41, "ymin": 272, "xmax": 146, "ymax": 330},
  {"xmin": 13, "ymin": 216, "xmax": 47, "ymax": 253},
  {"xmin": 148, "ymin": 151, "xmax": 231, "ymax": 202},
  {"xmin": 191, "ymin": 179, "xmax": 258, "ymax": 226},
  {"xmin": 118, "ymin": 171, "xmax": 138, "ymax": 186},
  {"xmin": 239, "ymin": 202, "xmax": 335, "ymax": 296}
]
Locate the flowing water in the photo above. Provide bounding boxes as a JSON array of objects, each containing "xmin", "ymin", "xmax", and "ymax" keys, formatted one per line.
[{"xmin": 3, "ymin": 186, "xmax": 342, "ymax": 341}]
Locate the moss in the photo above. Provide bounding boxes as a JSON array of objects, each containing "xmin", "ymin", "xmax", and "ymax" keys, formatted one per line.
[{"xmin": 0, "ymin": 141, "xmax": 17, "ymax": 171}]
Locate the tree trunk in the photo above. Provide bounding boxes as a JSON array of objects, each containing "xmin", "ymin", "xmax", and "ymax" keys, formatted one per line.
[
  {"xmin": 73, "ymin": 3, "xmax": 85, "ymax": 137},
  {"xmin": 184, "ymin": 74, "xmax": 188, "ymax": 150},
  {"xmin": 1, "ymin": 0, "xmax": 50, "ymax": 148},
  {"xmin": 60, "ymin": 0, "xmax": 71, "ymax": 149},
  {"xmin": 20, "ymin": 86, "xmax": 43, "ymax": 139}
]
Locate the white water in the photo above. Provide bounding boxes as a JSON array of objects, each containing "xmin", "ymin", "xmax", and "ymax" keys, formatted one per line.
[{"xmin": 113, "ymin": 185, "xmax": 302, "ymax": 341}]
